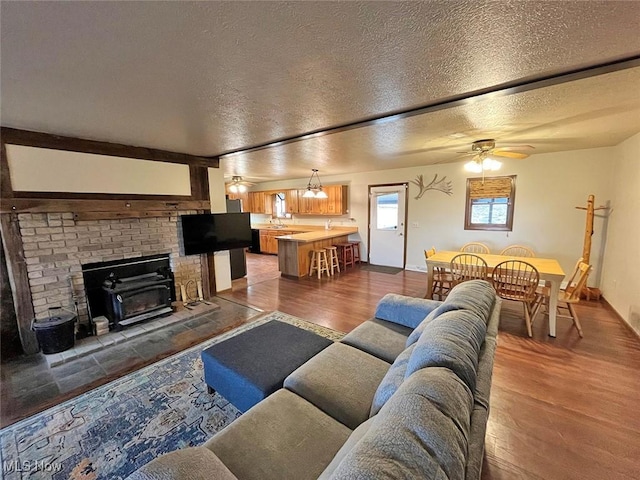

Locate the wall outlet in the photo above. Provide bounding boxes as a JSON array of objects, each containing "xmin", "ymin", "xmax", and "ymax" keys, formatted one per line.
[{"xmin": 411, "ymin": 221, "xmax": 419, "ymax": 228}]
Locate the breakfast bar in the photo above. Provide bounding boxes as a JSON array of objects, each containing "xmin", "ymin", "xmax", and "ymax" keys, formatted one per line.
[{"xmin": 276, "ymin": 227, "xmax": 358, "ymax": 277}]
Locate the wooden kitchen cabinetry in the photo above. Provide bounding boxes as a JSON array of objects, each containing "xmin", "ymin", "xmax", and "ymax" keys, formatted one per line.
[
  {"xmin": 259, "ymin": 229, "xmax": 297, "ymax": 254},
  {"xmin": 297, "ymin": 185, "xmax": 347, "ymax": 215},
  {"xmin": 259, "ymin": 230, "xmax": 272, "ymax": 254},
  {"xmin": 248, "ymin": 186, "xmax": 347, "ymax": 215},
  {"xmin": 298, "ymin": 190, "xmax": 326, "ymax": 214},
  {"xmin": 247, "ymin": 192, "xmax": 273, "ymax": 214},
  {"xmin": 325, "ymin": 185, "xmax": 347, "ymax": 214},
  {"xmin": 284, "ymin": 189, "xmax": 299, "ymax": 214}
]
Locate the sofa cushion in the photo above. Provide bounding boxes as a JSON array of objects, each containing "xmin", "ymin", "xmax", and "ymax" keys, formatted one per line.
[
  {"xmin": 284, "ymin": 343, "xmax": 390, "ymax": 429},
  {"xmin": 341, "ymin": 318, "xmax": 412, "ymax": 363},
  {"xmin": 318, "ymin": 417, "xmax": 375, "ymax": 479},
  {"xmin": 466, "ymin": 403, "xmax": 490, "ymax": 480},
  {"xmin": 328, "ymin": 367, "xmax": 473, "ymax": 480},
  {"xmin": 405, "ymin": 306, "xmax": 440, "ymax": 347},
  {"xmin": 125, "ymin": 447, "xmax": 238, "ymax": 480},
  {"xmin": 405, "ymin": 309, "xmax": 487, "ymax": 392},
  {"xmin": 486, "ymin": 296, "xmax": 502, "ymax": 339},
  {"xmin": 369, "ymin": 343, "xmax": 416, "ymax": 416},
  {"xmin": 437, "ymin": 279, "xmax": 496, "ymax": 321},
  {"xmin": 374, "ymin": 294, "xmax": 442, "ymax": 329},
  {"xmin": 406, "ymin": 280, "xmax": 495, "ymax": 347},
  {"xmin": 204, "ymin": 389, "xmax": 351, "ymax": 480},
  {"xmin": 474, "ymin": 337, "xmax": 497, "ymax": 410}
]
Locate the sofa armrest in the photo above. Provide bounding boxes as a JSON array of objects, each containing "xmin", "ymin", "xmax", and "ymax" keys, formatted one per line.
[
  {"xmin": 374, "ymin": 294, "xmax": 442, "ymax": 329},
  {"xmin": 125, "ymin": 447, "xmax": 238, "ymax": 480}
]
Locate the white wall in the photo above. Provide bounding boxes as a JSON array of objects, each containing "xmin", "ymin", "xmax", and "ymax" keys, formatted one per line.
[
  {"xmin": 208, "ymin": 168, "xmax": 232, "ymax": 292},
  {"xmin": 253, "ymin": 146, "xmax": 617, "ymax": 287},
  {"xmin": 601, "ymin": 133, "xmax": 640, "ymax": 332},
  {"xmin": 6, "ymin": 145, "xmax": 191, "ymax": 195}
]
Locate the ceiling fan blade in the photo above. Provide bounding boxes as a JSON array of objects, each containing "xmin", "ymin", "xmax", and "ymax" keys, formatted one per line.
[
  {"xmin": 492, "ymin": 150, "xmax": 529, "ymax": 159},
  {"xmin": 492, "ymin": 145, "xmax": 534, "ymax": 151}
]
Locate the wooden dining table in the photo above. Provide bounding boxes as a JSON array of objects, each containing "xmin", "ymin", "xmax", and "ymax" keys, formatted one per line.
[{"xmin": 425, "ymin": 251, "xmax": 566, "ymax": 337}]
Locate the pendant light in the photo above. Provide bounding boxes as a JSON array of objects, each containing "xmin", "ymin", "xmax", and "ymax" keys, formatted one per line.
[{"xmin": 302, "ymin": 169, "xmax": 328, "ymax": 198}]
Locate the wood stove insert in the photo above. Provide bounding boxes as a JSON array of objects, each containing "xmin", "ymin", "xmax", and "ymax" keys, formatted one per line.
[{"xmin": 82, "ymin": 254, "xmax": 176, "ymax": 331}]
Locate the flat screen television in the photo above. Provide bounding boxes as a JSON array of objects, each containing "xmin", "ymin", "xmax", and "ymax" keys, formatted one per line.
[{"xmin": 180, "ymin": 213, "xmax": 252, "ymax": 255}]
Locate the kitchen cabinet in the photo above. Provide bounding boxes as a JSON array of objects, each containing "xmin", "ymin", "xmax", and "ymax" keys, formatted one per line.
[
  {"xmin": 259, "ymin": 229, "xmax": 297, "ymax": 254},
  {"xmin": 259, "ymin": 230, "xmax": 271, "ymax": 253},
  {"xmin": 249, "ymin": 186, "xmax": 347, "ymax": 216},
  {"xmin": 298, "ymin": 190, "xmax": 327, "ymax": 214},
  {"xmin": 248, "ymin": 192, "xmax": 273, "ymax": 214},
  {"xmin": 297, "ymin": 185, "xmax": 347, "ymax": 215},
  {"xmin": 284, "ymin": 189, "xmax": 299, "ymax": 214},
  {"xmin": 325, "ymin": 185, "xmax": 348, "ymax": 214}
]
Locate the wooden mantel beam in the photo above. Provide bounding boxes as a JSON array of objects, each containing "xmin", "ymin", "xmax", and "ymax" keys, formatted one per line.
[{"xmin": 1, "ymin": 127, "xmax": 219, "ymax": 168}]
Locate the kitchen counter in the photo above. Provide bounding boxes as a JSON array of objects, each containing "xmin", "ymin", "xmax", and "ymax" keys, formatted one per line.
[
  {"xmin": 252, "ymin": 224, "xmax": 353, "ymax": 232},
  {"xmin": 275, "ymin": 227, "xmax": 358, "ymax": 243},
  {"xmin": 275, "ymin": 227, "xmax": 358, "ymax": 277}
]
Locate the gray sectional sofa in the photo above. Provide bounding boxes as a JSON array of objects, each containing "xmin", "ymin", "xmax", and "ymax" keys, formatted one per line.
[{"xmin": 128, "ymin": 280, "xmax": 501, "ymax": 480}]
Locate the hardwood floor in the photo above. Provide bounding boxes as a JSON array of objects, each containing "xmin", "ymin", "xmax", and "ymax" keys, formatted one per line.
[
  {"xmin": 219, "ymin": 253, "xmax": 640, "ymax": 480},
  {"xmin": 2, "ymin": 252, "xmax": 638, "ymax": 478}
]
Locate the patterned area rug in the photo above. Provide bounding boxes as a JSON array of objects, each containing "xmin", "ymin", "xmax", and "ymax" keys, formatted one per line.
[{"xmin": 0, "ymin": 312, "xmax": 344, "ymax": 480}]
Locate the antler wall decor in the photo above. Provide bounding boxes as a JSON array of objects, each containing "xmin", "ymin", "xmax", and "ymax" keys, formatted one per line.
[{"xmin": 411, "ymin": 174, "xmax": 453, "ymax": 199}]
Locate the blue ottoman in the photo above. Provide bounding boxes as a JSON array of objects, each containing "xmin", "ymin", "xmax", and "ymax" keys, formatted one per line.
[{"xmin": 201, "ymin": 320, "xmax": 333, "ymax": 412}]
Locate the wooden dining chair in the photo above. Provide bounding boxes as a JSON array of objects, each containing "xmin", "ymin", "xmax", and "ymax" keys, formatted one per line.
[
  {"xmin": 492, "ymin": 260, "xmax": 542, "ymax": 338},
  {"xmin": 460, "ymin": 242, "xmax": 490, "ymax": 254},
  {"xmin": 424, "ymin": 247, "xmax": 453, "ymax": 300},
  {"xmin": 450, "ymin": 253, "xmax": 488, "ymax": 286},
  {"xmin": 537, "ymin": 260, "xmax": 592, "ymax": 337},
  {"xmin": 500, "ymin": 245, "xmax": 535, "ymax": 257}
]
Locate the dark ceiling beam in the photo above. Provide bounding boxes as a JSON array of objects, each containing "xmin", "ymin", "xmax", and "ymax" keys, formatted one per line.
[
  {"xmin": 218, "ymin": 54, "xmax": 640, "ymax": 158},
  {"xmin": 0, "ymin": 127, "xmax": 219, "ymax": 168}
]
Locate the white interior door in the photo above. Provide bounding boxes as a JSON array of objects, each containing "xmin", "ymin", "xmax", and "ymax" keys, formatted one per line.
[{"xmin": 369, "ymin": 185, "xmax": 407, "ymax": 268}]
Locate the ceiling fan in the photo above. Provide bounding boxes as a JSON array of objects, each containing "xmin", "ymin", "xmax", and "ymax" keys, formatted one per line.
[
  {"xmin": 458, "ymin": 139, "xmax": 534, "ymax": 173},
  {"xmin": 226, "ymin": 175, "xmax": 255, "ymax": 193}
]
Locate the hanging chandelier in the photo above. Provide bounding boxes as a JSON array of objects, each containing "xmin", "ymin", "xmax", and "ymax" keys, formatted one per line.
[{"xmin": 302, "ymin": 169, "xmax": 328, "ymax": 199}]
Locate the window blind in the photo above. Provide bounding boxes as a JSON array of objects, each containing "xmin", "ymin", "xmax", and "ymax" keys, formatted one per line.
[{"xmin": 468, "ymin": 176, "xmax": 514, "ymax": 199}]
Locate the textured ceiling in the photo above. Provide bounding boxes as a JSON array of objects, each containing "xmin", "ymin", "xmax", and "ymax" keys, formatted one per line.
[{"xmin": 1, "ymin": 1, "xmax": 640, "ymax": 184}]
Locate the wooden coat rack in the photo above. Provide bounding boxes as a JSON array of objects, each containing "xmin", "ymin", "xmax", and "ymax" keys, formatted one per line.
[{"xmin": 575, "ymin": 194, "xmax": 608, "ymax": 300}]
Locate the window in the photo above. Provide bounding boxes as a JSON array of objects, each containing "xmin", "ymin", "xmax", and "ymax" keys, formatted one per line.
[
  {"xmin": 465, "ymin": 176, "xmax": 516, "ymax": 231},
  {"xmin": 274, "ymin": 193, "xmax": 287, "ymax": 218},
  {"xmin": 375, "ymin": 192, "xmax": 399, "ymax": 230}
]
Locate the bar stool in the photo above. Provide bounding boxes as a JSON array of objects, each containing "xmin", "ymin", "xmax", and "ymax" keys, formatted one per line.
[
  {"xmin": 335, "ymin": 243, "xmax": 355, "ymax": 269},
  {"xmin": 309, "ymin": 249, "xmax": 331, "ymax": 279},
  {"xmin": 326, "ymin": 246, "xmax": 341, "ymax": 275},
  {"xmin": 349, "ymin": 241, "xmax": 361, "ymax": 264}
]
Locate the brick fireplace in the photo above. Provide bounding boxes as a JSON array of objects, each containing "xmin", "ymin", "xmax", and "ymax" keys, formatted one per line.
[{"xmin": 18, "ymin": 212, "xmax": 203, "ymax": 333}]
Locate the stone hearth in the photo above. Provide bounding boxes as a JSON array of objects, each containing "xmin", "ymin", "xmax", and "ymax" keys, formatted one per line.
[{"xmin": 43, "ymin": 301, "xmax": 220, "ymax": 367}]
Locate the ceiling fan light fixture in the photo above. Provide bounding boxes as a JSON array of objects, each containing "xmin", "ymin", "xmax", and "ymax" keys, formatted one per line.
[
  {"xmin": 482, "ymin": 157, "xmax": 501, "ymax": 171},
  {"xmin": 227, "ymin": 175, "xmax": 249, "ymax": 193},
  {"xmin": 464, "ymin": 160, "xmax": 483, "ymax": 173}
]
